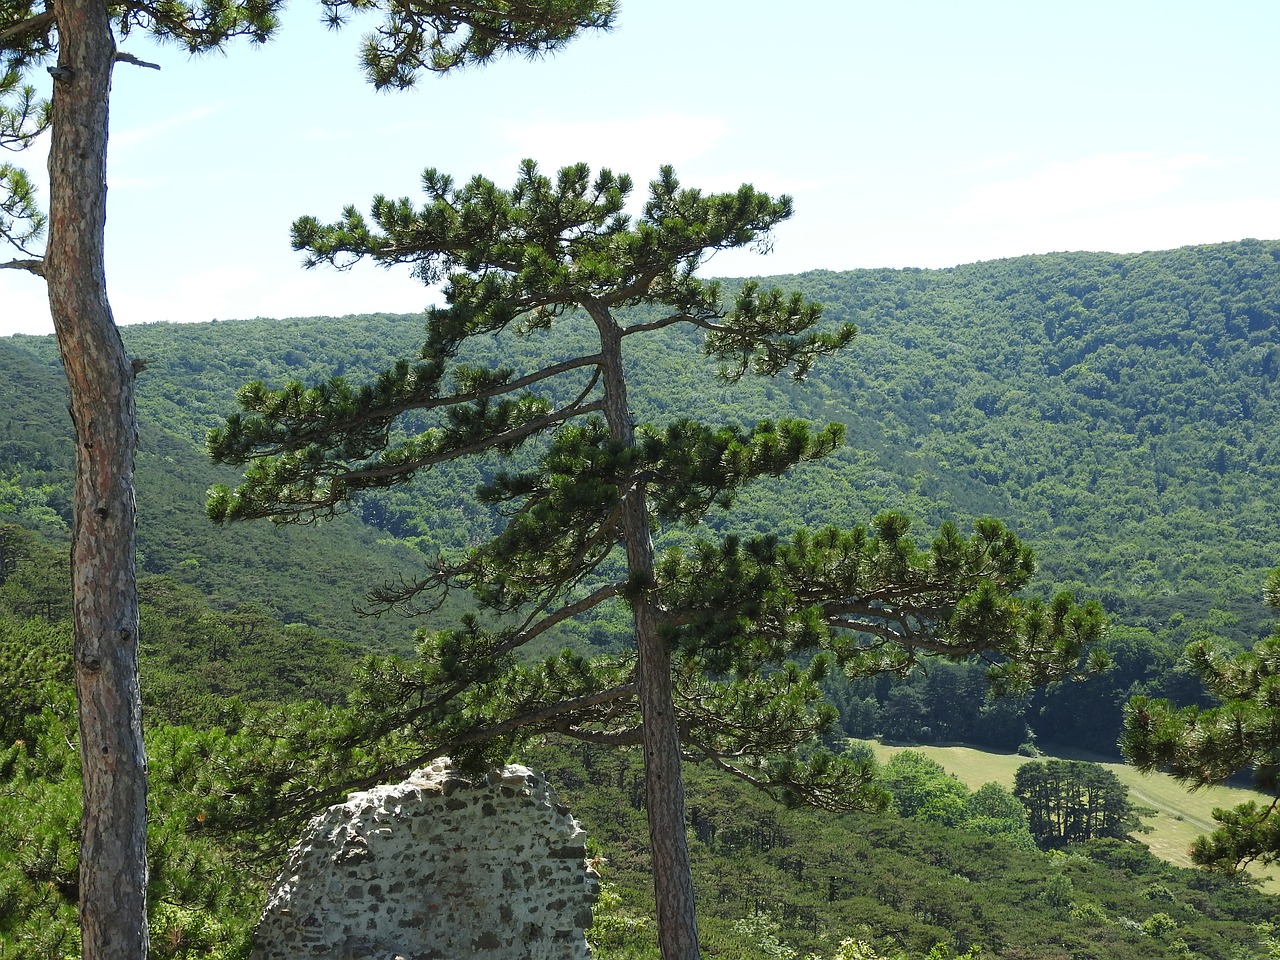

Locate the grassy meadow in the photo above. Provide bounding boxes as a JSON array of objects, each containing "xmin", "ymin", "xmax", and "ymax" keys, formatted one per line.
[{"xmin": 856, "ymin": 739, "xmax": 1280, "ymax": 894}]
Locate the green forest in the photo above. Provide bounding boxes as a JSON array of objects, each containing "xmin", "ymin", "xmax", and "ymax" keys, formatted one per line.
[{"xmin": 3, "ymin": 240, "xmax": 1280, "ymax": 957}]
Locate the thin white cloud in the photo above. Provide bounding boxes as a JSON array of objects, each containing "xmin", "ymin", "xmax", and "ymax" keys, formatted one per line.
[
  {"xmin": 293, "ymin": 115, "xmax": 430, "ymax": 147},
  {"xmin": 1018, "ymin": 197, "xmax": 1280, "ymax": 257},
  {"xmin": 379, "ymin": 118, "xmax": 432, "ymax": 136},
  {"xmin": 947, "ymin": 152, "xmax": 1212, "ymax": 225},
  {"xmin": 111, "ymin": 104, "xmax": 226, "ymax": 150},
  {"xmin": 296, "ymin": 126, "xmax": 352, "ymax": 143},
  {"xmin": 966, "ymin": 151, "xmax": 1029, "ymax": 174},
  {"xmin": 493, "ymin": 114, "xmax": 728, "ymax": 178}
]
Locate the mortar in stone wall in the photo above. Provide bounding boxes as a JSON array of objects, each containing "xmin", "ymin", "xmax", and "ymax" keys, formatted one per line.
[{"xmin": 251, "ymin": 758, "xmax": 599, "ymax": 960}]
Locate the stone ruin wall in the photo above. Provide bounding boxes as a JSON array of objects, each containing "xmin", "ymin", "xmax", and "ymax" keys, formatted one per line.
[{"xmin": 250, "ymin": 759, "xmax": 599, "ymax": 960}]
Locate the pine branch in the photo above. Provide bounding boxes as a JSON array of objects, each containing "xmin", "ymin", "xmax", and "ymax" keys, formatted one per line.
[
  {"xmin": 215, "ymin": 351, "xmax": 602, "ymax": 462},
  {"xmin": 0, "ymin": 256, "xmax": 43, "ymax": 275},
  {"xmin": 272, "ymin": 680, "xmax": 637, "ymax": 818},
  {"xmin": 443, "ymin": 681, "xmax": 636, "ymax": 753},
  {"xmin": 0, "ymin": 10, "xmax": 55, "ymax": 48},
  {"xmin": 621, "ymin": 311, "xmax": 725, "ymax": 336},
  {"xmin": 336, "ymin": 393, "xmax": 606, "ymax": 487},
  {"xmin": 114, "ymin": 51, "xmax": 160, "ymax": 70},
  {"xmin": 210, "ymin": 393, "xmax": 606, "ymax": 522},
  {"xmin": 509, "ymin": 582, "xmax": 622, "ymax": 648}
]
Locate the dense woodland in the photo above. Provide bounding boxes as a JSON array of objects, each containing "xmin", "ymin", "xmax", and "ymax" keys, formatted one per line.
[{"xmin": 3, "ymin": 240, "xmax": 1280, "ymax": 957}]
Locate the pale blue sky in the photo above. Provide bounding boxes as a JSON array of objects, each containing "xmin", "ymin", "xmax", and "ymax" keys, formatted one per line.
[{"xmin": 3, "ymin": 0, "xmax": 1277, "ymax": 336}]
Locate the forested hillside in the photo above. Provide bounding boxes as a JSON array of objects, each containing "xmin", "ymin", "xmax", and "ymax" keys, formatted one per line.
[
  {"xmin": 3, "ymin": 547, "xmax": 1277, "ymax": 959},
  {"xmin": 0, "ymin": 330, "xmax": 427, "ymax": 651},
  {"xmin": 5, "ymin": 239, "xmax": 1280, "ymax": 958},
  {"xmin": 776, "ymin": 240, "xmax": 1280, "ymax": 639},
  {"xmin": 536, "ymin": 744, "xmax": 1279, "ymax": 960},
  {"xmin": 6, "ymin": 240, "xmax": 1277, "ymax": 660}
]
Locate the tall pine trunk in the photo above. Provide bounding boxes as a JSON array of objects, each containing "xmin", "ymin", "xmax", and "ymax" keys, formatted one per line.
[
  {"xmin": 45, "ymin": 0, "xmax": 150, "ymax": 956},
  {"xmin": 591, "ymin": 300, "xmax": 701, "ymax": 960}
]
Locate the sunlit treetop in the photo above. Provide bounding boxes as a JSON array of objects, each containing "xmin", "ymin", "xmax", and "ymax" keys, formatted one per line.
[{"xmin": 1, "ymin": 0, "xmax": 613, "ymax": 72}]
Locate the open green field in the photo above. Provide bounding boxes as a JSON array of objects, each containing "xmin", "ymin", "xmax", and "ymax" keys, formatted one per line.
[{"xmin": 857, "ymin": 739, "xmax": 1280, "ymax": 894}]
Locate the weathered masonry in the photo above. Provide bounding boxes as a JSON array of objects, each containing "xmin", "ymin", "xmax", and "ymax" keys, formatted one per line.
[{"xmin": 251, "ymin": 759, "xmax": 599, "ymax": 960}]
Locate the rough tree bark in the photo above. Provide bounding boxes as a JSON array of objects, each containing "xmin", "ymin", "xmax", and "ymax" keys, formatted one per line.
[
  {"xmin": 591, "ymin": 298, "xmax": 700, "ymax": 960},
  {"xmin": 45, "ymin": 0, "xmax": 150, "ymax": 956}
]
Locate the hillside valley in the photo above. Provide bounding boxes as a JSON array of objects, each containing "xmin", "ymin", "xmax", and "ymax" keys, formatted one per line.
[
  {"xmin": 8, "ymin": 240, "xmax": 1280, "ymax": 648},
  {"xmin": 4, "ymin": 239, "xmax": 1280, "ymax": 958}
]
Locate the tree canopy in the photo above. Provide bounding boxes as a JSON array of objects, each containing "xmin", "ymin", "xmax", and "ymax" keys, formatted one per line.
[
  {"xmin": 1013, "ymin": 759, "xmax": 1148, "ymax": 850},
  {"xmin": 1123, "ymin": 569, "xmax": 1280, "ymax": 873}
]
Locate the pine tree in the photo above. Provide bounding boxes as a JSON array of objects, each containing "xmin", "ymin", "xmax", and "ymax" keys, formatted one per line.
[
  {"xmin": 209, "ymin": 159, "xmax": 1106, "ymax": 960},
  {"xmin": 1013, "ymin": 759, "xmax": 1145, "ymax": 849},
  {"xmin": 0, "ymin": 5, "xmax": 612, "ymax": 957},
  {"xmin": 1122, "ymin": 568, "xmax": 1280, "ymax": 873},
  {"xmin": 0, "ymin": 58, "xmax": 46, "ymax": 266}
]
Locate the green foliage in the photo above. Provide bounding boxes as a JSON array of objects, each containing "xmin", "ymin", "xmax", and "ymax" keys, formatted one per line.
[
  {"xmin": 0, "ymin": 696, "xmax": 81, "ymax": 959},
  {"xmin": 7, "ymin": 239, "xmax": 1280, "ymax": 669},
  {"xmin": 0, "ymin": 524, "xmax": 1273, "ymax": 960},
  {"xmin": 189, "ymin": 167, "xmax": 1111, "ymax": 911},
  {"xmin": 786, "ymin": 243, "xmax": 1280, "ymax": 644},
  {"xmin": 0, "ymin": 159, "xmax": 42, "ymax": 254},
  {"xmin": 0, "ymin": 521, "xmax": 60, "ymax": 625},
  {"xmin": 206, "ymin": 160, "xmax": 1115, "ymax": 960},
  {"xmin": 875, "ymin": 751, "xmax": 1035, "ymax": 851},
  {"xmin": 138, "ymin": 574, "xmax": 365, "ymax": 724},
  {"xmin": 1123, "ymin": 568, "xmax": 1280, "ymax": 873},
  {"xmin": 1256, "ymin": 922, "xmax": 1280, "ymax": 960},
  {"xmin": 534, "ymin": 742, "xmax": 1280, "ymax": 960},
  {"xmin": 1143, "ymin": 911, "xmax": 1179, "ymax": 938},
  {"xmin": 0, "ymin": 604, "xmax": 71, "ymax": 743},
  {"xmin": 0, "ymin": 618, "xmax": 256, "ymax": 959},
  {"xmin": 0, "ymin": 534, "xmax": 373, "ymax": 958},
  {"xmin": 1013, "ymin": 759, "xmax": 1148, "ymax": 849},
  {"xmin": 0, "ymin": 345, "xmax": 75, "ymax": 540},
  {"xmin": 7, "ymin": 239, "xmax": 1280, "ymax": 948},
  {"xmin": 203, "ymin": 162, "xmax": 1105, "ymax": 857},
  {"xmin": 1038, "ymin": 871, "xmax": 1074, "ymax": 916},
  {"xmin": 880, "ymin": 752, "xmax": 967, "ymax": 820},
  {"xmin": 964, "ymin": 782, "xmax": 1037, "ymax": 851},
  {"xmin": 210, "ymin": 161, "xmax": 853, "ymax": 522},
  {"xmin": 0, "ymin": 62, "xmax": 48, "ymax": 259},
  {"xmin": 328, "ymin": 0, "xmax": 615, "ymax": 86},
  {"xmin": 715, "ymin": 913, "xmax": 981, "ymax": 960},
  {"xmin": 0, "ymin": 62, "xmax": 48, "ymax": 147},
  {"xmin": 588, "ymin": 877, "xmax": 655, "ymax": 959},
  {"xmin": 0, "ymin": 337, "xmax": 430, "ymax": 652}
]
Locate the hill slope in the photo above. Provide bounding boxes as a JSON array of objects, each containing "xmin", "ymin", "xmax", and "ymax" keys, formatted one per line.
[
  {"xmin": 4, "ymin": 240, "xmax": 1279, "ymax": 651},
  {"xmin": 770, "ymin": 240, "xmax": 1280, "ymax": 641},
  {"xmin": 0, "ymin": 332, "xmax": 427, "ymax": 651},
  {"xmin": 860, "ymin": 738, "xmax": 1279, "ymax": 891}
]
